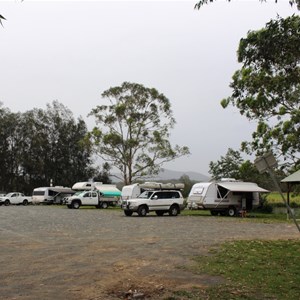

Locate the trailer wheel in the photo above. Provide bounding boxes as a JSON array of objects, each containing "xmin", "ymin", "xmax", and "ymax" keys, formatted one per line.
[
  {"xmin": 4, "ymin": 199, "xmax": 10, "ymax": 206},
  {"xmin": 169, "ymin": 205, "xmax": 179, "ymax": 216},
  {"xmin": 72, "ymin": 201, "xmax": 80, "ymax": 209},
  {"xmin": 124, "ymin": 210, "xmax": 133, "ymax": 216},
  {"xmin": 227, "ymin": 207, "xmax": 237, "ymax": 217},
  {"xmin": 22, "ymin": 199, "xmax": 28, "ymax": 206},
  {"xmin": 210, "ymin": 210, "xmax": 218, "ymax": 216},
  {"xmin": 101, "ymin": 202, "xmax": 108, "ymax": 209},
  {"xmin": 137, "ymin": 205, "xmax": 147, "ymax": 217}
]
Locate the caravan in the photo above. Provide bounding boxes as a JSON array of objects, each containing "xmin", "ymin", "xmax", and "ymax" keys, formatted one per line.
[
  {"xmin": 187, "ymin": 179, "xmax": 268, "ymax": 216},
  {"xmin": 32, "ymin": 186, "xmax": 74, "ymax": 204}
]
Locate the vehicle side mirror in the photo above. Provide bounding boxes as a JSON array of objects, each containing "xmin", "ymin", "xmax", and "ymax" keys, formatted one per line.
[{"xmin": 152, "ymin": 195, "xmax": 158, "ymax": 200}]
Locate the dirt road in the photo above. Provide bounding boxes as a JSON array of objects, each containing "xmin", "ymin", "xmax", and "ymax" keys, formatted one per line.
[{"xmin": 0, "ymin": 206, "xmax": 298, "ymax": 299}]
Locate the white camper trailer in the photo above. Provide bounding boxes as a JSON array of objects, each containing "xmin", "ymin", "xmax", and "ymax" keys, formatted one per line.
[
  {"xmin": 121, "ymin": 182, "xmax": 185, "ymax": 200},
  {"xmin": 32, "ymin": 186, "xmax": 74, "ymax": 204},
  {"xmin": 187, "ymin": 179, "xmax": 268, "ymax": 216}
]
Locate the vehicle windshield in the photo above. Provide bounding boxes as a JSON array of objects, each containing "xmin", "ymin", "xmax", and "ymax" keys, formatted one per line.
[{"xmin": 138, "ymin": 191, "xmax": 153, "ymax": 199}]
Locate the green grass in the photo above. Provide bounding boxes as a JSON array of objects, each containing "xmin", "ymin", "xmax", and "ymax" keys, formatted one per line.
[
  {"xmin": 169, "ymin": 239, "xmax": 300, "ymax": 300},
  {"xmin": 266, "ymin": 192, "xmax": 300, "ymax": 207}
]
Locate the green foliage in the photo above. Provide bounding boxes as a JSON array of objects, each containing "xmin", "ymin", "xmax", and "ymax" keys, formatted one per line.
[
  {"xmin": 223, "ymin": 15, "xmax": 300, "ymax": 168},
  {"xmin": 0, "ymin": 101, "xmax": 94, "ymax": 194},
  {"xmin": 209, "ymin": 148, "xmax": 242, "ymax": 180},
  {"xmin": 89, "ymin": 82, "xmax": 190, "ymax": 184},
  {"xmin": 209, "ymin": 148, "xmax": 273, "ymax": 189},
  {"xmin": 192, "ymin": 240, "xmax": 300, "ymax": 300}
]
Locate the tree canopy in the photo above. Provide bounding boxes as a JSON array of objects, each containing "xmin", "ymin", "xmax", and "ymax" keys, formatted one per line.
[
  {"xmin": 0, "ymin": 101, "xmax": 94, "ymax": 194},
  {"xmin": 221, "ymin": 15, "xmax": 300, "ymax": 169},
  {"xmin": 89, "ymin": 82, "xmax": 190, "ymax": 185},
  {"xmin": 209, "ymin": 148, "xmax": 273, "ymax": 189}
]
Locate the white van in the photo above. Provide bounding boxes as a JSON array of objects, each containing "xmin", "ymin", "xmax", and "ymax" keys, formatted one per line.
[{"xmin": 187, "ymin": 179, "xmax": 268, "ymax": 216}]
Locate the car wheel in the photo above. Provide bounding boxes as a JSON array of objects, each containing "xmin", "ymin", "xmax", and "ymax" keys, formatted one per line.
[
  {"xmin": 4, "ymin": 200, "xmax": 10, "ymax": 206},
  {"xmin": 101, "ymin": 202, "xmax": 108, "ymax": 209},
  {"xmin": 72, "ymin": 201, "xmax": 80, "ymax": 209},
  {"xmin": 169, "ymin": 205, "xmax": 179, "ymax": 216},
  {"xmin": 156, "ymin": 211, "xmax": 164, "ymax": 216},
  {"xmin": 22, "ymin": 199, "xmax": 28, "ymax": 206},
  {"xmin": 124, "ymin": 210, "xmax": 133, "ymax": 216},
  {"xmin": 227, "ymin": 207, "xmax": 237, "ymax": 217},
  {"xmin": 67, "ymin": 204, "xmax": 72, "ymax": 209},
  {"xmin": 137, "ymin": 205, "xmax": 147, "ymax": 217}
]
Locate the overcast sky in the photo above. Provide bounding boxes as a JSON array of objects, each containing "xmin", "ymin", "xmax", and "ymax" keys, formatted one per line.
[{"xmin": 1, "ymin": 0, "xmax": 298, "ymax": 175}]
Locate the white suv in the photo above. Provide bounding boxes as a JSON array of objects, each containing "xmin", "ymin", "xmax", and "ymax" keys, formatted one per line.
[{"xmin": 122, "ymin": 190, "xmax": 185, "ymax": 217}]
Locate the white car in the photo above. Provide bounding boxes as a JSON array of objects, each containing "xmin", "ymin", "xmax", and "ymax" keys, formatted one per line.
[
  {"xmin": 122, "ymin": 190, "xmax": 185, "ymax": 217},
  {"xmin": 0, "ymin": 192, "xmax": 32, "ymax": 206}
]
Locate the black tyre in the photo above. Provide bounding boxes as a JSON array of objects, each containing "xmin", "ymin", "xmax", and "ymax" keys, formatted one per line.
[
  {"xmin": 101, "ymin": 202, "xmax": 108, "ymax": 209},
  {"xmin": 124, "ymin": 210, "xmax": 133, "ymax": 216},
  {"xmin": 210, "ymin": 210, "xmax": 218, "ymax": 216},
  {"xmin": 22, "ymin": 199, "xmax": 28, "ymax": 206},
  {"xmin": 156, "ymin": 211, "xmax": 164, "ymax": 216},
  {"xmin": 169, "ymin": 205, "xmax": 179, "ymax": 216},
  {"xmin": 67, "ymin": 204, "xmax": 72, "ymax": 209},
  {"xmin": 4, "ymin": 199, "xmax": 10, "ymax": 206},
  {"xmin": 137, "ymin": 205, "xmax": 147, "ymax": 217},
  {"xmin": 72, "ymin": 201, "xmax": 80, "ymax": 209},
  {"xmin": 227, "ymin": 206, "xmax": 237, "ymax": 217}
]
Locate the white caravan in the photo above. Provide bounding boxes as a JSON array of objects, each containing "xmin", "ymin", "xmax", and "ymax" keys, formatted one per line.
[
  {"xmin": 121, "ymin": 182, "xmax": 185, "ymax": 200},
  {"xmin": 187, "ymin": 179, "xmax": 268, "ymax": 216},
  {"xmin": 32, "ymin": 186, "xmax": 74, "ymax": 204}
]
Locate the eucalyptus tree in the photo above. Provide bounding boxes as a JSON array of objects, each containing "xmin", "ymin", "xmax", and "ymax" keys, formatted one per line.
[
  {"xmin": 89, "ymin": 82, "xmax": 190, "ymax": 185},
  {"xmin": 221, "ymin": 15, "xmax": 300, "ymax": 168}
]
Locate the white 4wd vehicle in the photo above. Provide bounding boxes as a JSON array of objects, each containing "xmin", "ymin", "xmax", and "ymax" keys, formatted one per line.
[{"xmin": 122, "ymin": 190, "xmax": 185, "ymax": 217}]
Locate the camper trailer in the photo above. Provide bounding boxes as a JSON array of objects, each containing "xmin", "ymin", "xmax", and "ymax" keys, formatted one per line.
[
  {"xmin": 187, "ymin": 179, "xmax": 268, "ymax": 216},
  {"xmin": 32, "ymin": 186, "xmax": 74, "ymax": 204},
  {"xmin": 121, "ymin": 182, "xmax": 185, "ymax": 200}
]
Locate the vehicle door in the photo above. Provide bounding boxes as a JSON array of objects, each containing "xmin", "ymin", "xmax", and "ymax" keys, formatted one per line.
[
  {"xmin": 161, "ymin": 191, "xmax": 178, "ymax": 210},
  {"xmin": 82, "ymin": 191, "xmax": 98, "ymax": 205},
  {"xmin": 149, "ymin": 191, "xmax": 165, "ymax": 211},
  {"xmin": 10, "ymin": 193, "xmax": 18, "ymax": 204}
]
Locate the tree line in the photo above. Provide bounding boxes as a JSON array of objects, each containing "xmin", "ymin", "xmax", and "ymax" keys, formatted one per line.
[{"xmin": 0, "ymin": 101, "xmax": 96, "ymax": 194}]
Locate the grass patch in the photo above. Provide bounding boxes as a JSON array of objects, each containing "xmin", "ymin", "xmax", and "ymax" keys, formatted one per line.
[
  {"xmin": 266, "ymin": 192, "xmax": 300, "ymax": 207},
  {"xmin": 187, "ymin": 239, "xmax": 300, "ymax": 300}
]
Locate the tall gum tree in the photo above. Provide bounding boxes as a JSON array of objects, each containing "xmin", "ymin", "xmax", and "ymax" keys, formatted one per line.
[
  {"xmin": 89, "ymin": 82, "xmax": 190, "ymax": 185},
  {"xmin": 221, "ymin": 15, "xmax": 300, "ymax": 169}
]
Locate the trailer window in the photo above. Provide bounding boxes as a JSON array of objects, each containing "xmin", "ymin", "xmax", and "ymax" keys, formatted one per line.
[
  {"xmin": 33, "ymin": 191, "xmax": 45, "ymax": 196},
  {"xmin": 217, "ymin": 186, "xmax": 228, "ymax": 199}
]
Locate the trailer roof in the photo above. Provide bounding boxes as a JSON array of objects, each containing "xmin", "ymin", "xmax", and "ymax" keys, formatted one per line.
[{"xmin": 217, "ymin": 182, "xmax": 268, "ymax": 193}]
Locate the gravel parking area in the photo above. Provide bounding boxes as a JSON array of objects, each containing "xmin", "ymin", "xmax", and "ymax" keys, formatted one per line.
[{"xmin": 0, "ymin": 206, "xmax": 299, "ymax": 300}]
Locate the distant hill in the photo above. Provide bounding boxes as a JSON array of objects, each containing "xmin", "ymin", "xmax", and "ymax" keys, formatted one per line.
[
  {"xmin": 111, "ymin": 168, "xmax": 210, "ymax": 183},
  {"xmin": 152, "ymin": 168, "xmax": 210, "ymax": 182}
]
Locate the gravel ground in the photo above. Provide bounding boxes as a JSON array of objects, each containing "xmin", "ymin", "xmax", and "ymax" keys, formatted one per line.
[{"xmin": 0, "ymin": 206, "xmax": 299, "ymax": 300}]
